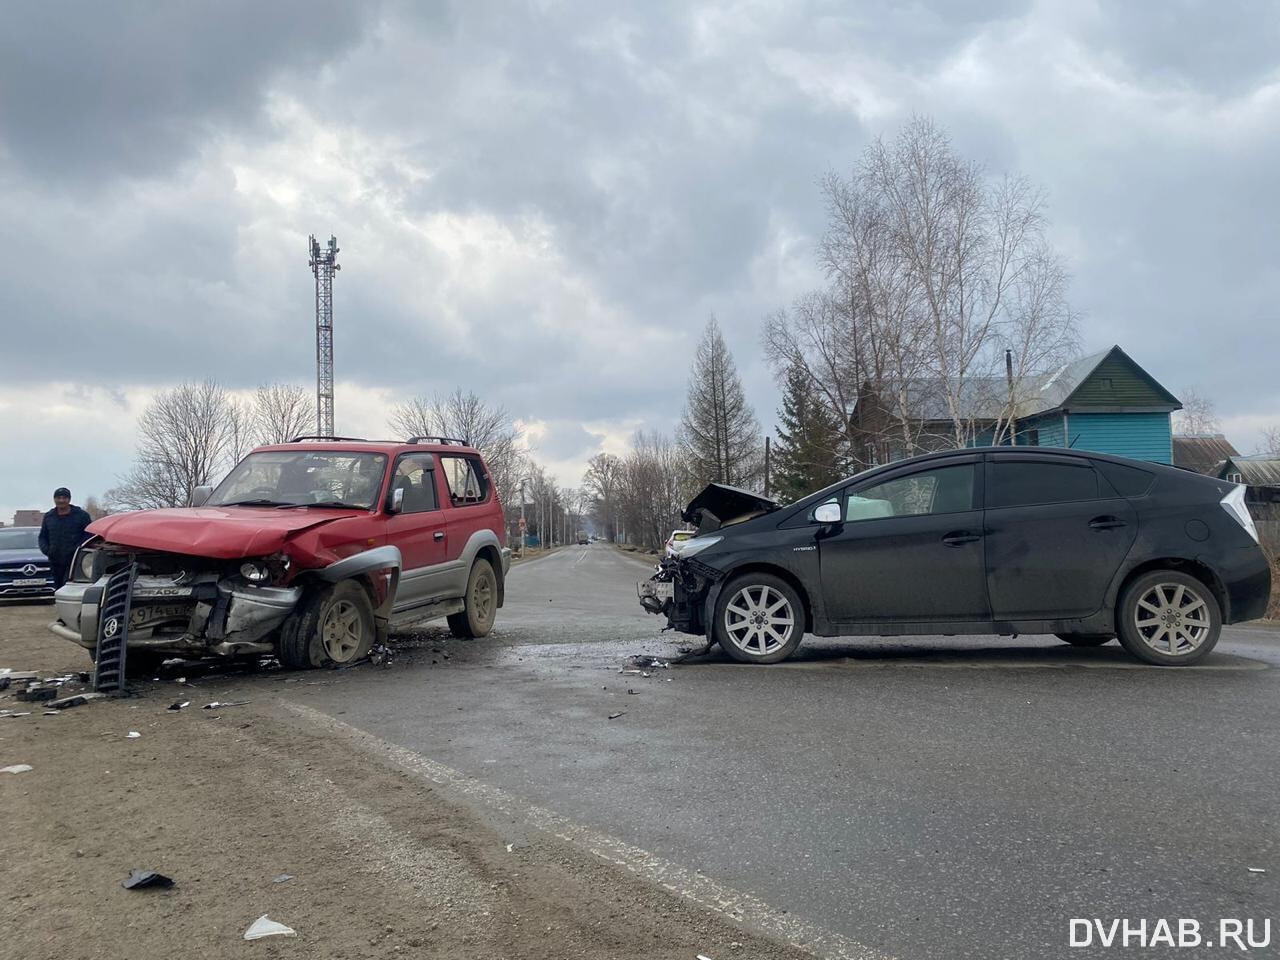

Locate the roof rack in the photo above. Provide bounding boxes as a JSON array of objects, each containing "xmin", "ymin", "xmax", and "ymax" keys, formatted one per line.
[
  {"xmin": 289, "ymin": 435, "xmax": 369, "ymax": 443},
  {"xmin": 407, "ymin": 436, "xmax": 470, "ymax": 446}
]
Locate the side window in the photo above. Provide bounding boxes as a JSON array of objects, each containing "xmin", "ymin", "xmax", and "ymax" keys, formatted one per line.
[
  {"xmin": 987, "ymin": 461, "xmax": 1099, "ymax": 508},
  {"xmin": 844, "ymin": 465, "xmax": 975, "ymax": 521},
  {"xmin": 439, "ymin": 456, "xmax": 489, "ymax": 506},
  {"xmin": 1096, "ymin": 460, "xmax": 1154, "ymax": 497},
  {"xmin": 390, "ymin": 454, "xmax": 438, "ymax": 514}
]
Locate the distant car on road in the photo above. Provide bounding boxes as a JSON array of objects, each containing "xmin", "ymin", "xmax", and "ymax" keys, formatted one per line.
[
  {"xmin": 577, "ymin": 535, "xmax": 589, "ymax": 545},
  {"xmin": 640, "ymin": 448, "xmax": 1271, "ymax": 666},
  {"xmin": 51, "ymin": 437, "xmax": 510, "ymax": 671},
  {"xmin": 0, "ymin": 527, "xmax": 53, "ymax": 600}
]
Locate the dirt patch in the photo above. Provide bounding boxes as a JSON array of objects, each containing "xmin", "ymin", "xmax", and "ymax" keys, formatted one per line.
[{"xmin": 0, "ymin": 602, "xmax": 812, "ymax": 960}]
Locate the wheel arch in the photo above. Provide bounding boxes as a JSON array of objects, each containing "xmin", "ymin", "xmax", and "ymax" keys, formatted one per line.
[
  {"xmin": 713, "ymin": 561, "xmax": 815, "ymax": 633},
  {"xmin": 1114, "ymin": 557, "xmax": 1229, "ymax": 623}
]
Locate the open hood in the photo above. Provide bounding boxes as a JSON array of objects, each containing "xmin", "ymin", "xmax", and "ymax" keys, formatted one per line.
[
  {"xmin": 88, "ymin": 506, "xmax": 360, "ymax": 559},
  {"xmin": 682, "ymin": 484, "xmax": 780, "ymax": 531}
]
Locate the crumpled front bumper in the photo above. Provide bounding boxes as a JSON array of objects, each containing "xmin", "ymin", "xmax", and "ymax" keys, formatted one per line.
[
  {"xmin": 638, "ymin": 556, "xmax": 720, "ymax": 636},
  {"xmin": 50, "ymin": 576, "xmax": 302, "ymax": 657}
]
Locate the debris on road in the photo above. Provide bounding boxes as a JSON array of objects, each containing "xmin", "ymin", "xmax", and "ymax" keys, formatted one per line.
[
  {"xmin": 608, "ymin": 712, "xmax": 626, "ymax": 720},
  {"xmin": 1248, "ymin": 867, "xmax": 1267, "ymax": 873},
  {"xmin": 272, "ymin": 874, "xmax": 293, "ymax": 884},
  {"xmin": 697, "ymin": 954, "xmax": 714, "ymax": 960},
  {"xmin": 1, "ymin": 764, "xmax": 33, "ymax": 774},
  {"xmin": 122, "ymin": 869, "xmax": 175, "ymax": 890},
  {"xmin": 505, "ymin": 843, "xmax": 514, "ymax": 853},
  {"xmin": 626, "ymin": 655, "xmax": 671, "ymax": 670},
  {"xmin": 203, "ymin": 700, "xmax": 250, "ymax": 710},
  {"xmin": 47, "ymin": 692, "xmax": 106, "ymax": 710},
  {"xmin": 126, "ymin": 731, "xmax": 141, "ymax": 739},
  {"xmin": 244, "ymin": 915, "xmax": 297, "ymax": 940},
  {"xmin": 1, "ymin": 711, "xmax": 32, "ymax": 719},
  {"xmin": 370, "ymin": 642, "xmax": 395, "ymax": 666},
  {"xmin": 16, "ymin": 686, "xmax": 57, "ymax": 702},
  {"xmin": 168, "ymin": 701, "xmax": 190, "ymax": 711}
]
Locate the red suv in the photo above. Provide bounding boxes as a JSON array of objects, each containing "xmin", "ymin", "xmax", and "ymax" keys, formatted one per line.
[{"xmin": 50, "ymin": 437, "xmax": 510, "ymax": 670}]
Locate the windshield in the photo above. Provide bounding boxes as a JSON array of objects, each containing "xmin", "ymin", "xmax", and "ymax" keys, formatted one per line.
[
  {"xmin": 208, "ymin": 451, "xmax": 388, "ymax": 509},
  {"xmin": 0, "ymin": 528, "xmax": 40, "ymax": 550}
]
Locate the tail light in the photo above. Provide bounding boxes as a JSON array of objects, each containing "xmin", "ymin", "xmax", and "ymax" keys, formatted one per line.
[{"xmin": 1220, "ymin": 484, "xmax": 1259, "ymax": 543}]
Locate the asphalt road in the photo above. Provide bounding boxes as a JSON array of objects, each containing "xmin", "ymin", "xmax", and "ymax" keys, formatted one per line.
[{"xmin": 288, "ymin": 544, "xmax": 1280, "ymax": 959}]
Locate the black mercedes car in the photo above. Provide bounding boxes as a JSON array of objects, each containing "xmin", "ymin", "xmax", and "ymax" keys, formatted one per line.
[{"xmin": 639, "ymin": 448, "xmax": 1271, "ymax": 666}]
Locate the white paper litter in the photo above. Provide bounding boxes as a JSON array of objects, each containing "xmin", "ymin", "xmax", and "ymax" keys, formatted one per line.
[
  {"xmin": 244, "ymin": 915, "xmax": 296, "ymax": 940},
  {"xmin": 126, "ymin": 731, "xmax": 141, "ymax": 739},
  {"xmin": 1248, "ymin": 867, "xmax": 1267, "ymax": 873},
  {"xmin": 1, "ymin": 764, "xmax": 33, "ymax": 774}
]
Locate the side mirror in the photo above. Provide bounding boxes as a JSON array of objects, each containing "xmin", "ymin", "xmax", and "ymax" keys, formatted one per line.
[
  {"xmin": 190, "ymin": 485, "xmax": 213, "ymax": 507},
  {"xmin": 388, "ymin": 487, "xmax": 405, "ymax": 514},
  {"xmin": 813, "ymin": 502, "xmax": 842, "ymax": 525}
]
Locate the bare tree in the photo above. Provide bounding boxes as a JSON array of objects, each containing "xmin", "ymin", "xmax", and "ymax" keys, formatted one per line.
[
  {"xmin": 107, "ymin": 380, "xmax": 235, "ymax": 510},
  {"xmin": 1260, "ymin": 425, "xmax": 1280, "ymax": 457},
  {"xmin": 1173, "ymin": 387, "xmax": 1221, "ymax": 436},
  {"xmin": 83, "ymin": 496, "xmax": 108, "ymax": 520},
  {"xmin": 679, "ymin": 316, "xmax": 761, "ymax": 488},
  {"xmin": 251, "ymin": 382, "xmax": 316, "ymax": 445},
  {"xmin": 388, "ymin": 389, "xmax": 523, "ymax": 508},
  {"xmin": 583, "ymin": 452, "xmax": 624, "ymax": 541},
  {"xmin": 226, "ymin": 399, "xmax": 255, "ymax": 467},
  {"xmin": 616, "ymin": 431, "xmax": 689, "ymax": 550}
]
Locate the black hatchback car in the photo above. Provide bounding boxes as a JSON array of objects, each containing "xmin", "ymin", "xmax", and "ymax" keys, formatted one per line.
[{"xmin": 639, "ymin": 448, "xmax": 1270, "ymax": 666}]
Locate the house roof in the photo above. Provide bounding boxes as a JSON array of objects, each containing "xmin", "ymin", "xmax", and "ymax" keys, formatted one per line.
[
  {"xmin": 911, "ymin": 345, "xmax": 1181, "ymax": 423},
  {"xmin": 1219, "ymin": 455, "xmax": 1280, "ymax": 487},
  {"xmin": 1173, "ymin": 434, "xmax": 1240, "ymax": 475}
]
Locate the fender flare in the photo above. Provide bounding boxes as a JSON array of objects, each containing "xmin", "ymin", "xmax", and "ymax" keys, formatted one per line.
[{"xmin": 314, "ymin": 545, "xmax": 402, "ymax": 623}]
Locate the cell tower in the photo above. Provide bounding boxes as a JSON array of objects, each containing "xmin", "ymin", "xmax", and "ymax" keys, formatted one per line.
[{"xmin": 308, "ymin": 234, "xmax": 340, "ymax": 437}]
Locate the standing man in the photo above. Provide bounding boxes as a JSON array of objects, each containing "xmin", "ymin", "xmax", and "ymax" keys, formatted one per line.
[{"xmin": 38, "ymin": 487, "xmax": 93, "ymax": 590}]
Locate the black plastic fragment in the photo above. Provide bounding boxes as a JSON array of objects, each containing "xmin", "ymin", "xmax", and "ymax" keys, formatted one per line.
[{"xmin": 123, "ymin": 870, "xmax": 175, "ymax": 890}]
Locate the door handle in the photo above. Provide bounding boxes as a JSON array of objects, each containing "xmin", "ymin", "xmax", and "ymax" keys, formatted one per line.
[
  {"xmin": 1089, "ymin": 516, "xmax": 1126, "ymax": 530},
  {"xmin": 941, "ymin": 532, "xmax": 981, "ymax": 546},
  {"xmin": 433, "ymin": 531, "xmax": 445, "ymax": 541}
]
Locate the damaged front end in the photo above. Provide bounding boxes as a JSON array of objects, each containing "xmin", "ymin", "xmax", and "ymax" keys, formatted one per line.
[
  {"xmin": 50, "ymin": 539, "xmax": 302, "ymax": 658},
  {"xmin": 638, "ymin": 554, "xmax": 725, "ymax": 636}
]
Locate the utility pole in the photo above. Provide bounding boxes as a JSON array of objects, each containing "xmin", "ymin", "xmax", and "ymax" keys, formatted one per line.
[
  {"xmin": 309, "ymin": 235, "xmax": 340, "ymax": 437},
  {"xmin": 763, "ymin": 435, "xmax": 771, "ymax": 498},
  {"xmin": 1005, "ymin": 348, "xmax": 1017, "ymax": 447}
]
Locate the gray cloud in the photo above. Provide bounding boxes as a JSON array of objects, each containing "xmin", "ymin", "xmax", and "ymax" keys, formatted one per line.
[{"xmin": 2, "ymin": 0, "xmax": 1279, "ymax": 518}]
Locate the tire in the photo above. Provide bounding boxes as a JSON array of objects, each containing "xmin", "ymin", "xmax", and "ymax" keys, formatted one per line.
[
  {"xmin": 447, "ymin": 559, "xmax": 498, "ymax": 639},
  {"xmin": 713, "ymin": 573, "xmax": 804, "ymax": 664},
  {"xmin": 278, "ymin": 580, "xmax": 375, "ymax": 669},
  {"xmin": 1116, "ymin": 570, "xmax": 1221, "ymax": 666},
  {"xmin": 1055, "ymin": 633, "xmax": 1113, "ymax": 647}
]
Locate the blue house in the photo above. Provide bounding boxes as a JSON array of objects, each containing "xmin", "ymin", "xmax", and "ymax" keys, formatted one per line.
[{"xmin": 917, "ymin": 346, "xmax": 1183, "ymax": 464}]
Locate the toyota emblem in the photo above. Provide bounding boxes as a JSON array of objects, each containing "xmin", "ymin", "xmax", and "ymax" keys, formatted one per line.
[
  {"xmin": 103, "ymin": 618, "xmax": 120, "ymax": 638},
  {"xmin": 21, "ymin": 563, "xmax": 38, "ymax": 577}
]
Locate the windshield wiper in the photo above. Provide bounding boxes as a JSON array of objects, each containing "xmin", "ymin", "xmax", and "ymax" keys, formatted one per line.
[
  {"xmin": 219, "ymin": 498, "xmax": 296, "ymax": 507},
  {"xmin": 301, "ymin": 500, "xmax": 367, "ymax": 509}
]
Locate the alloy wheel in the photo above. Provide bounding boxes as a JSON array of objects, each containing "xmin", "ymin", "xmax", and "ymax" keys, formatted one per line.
[
  {"xmin": 472, "ymin": 571, "xmax": 494, "ymax": 624},
  {"xmin": 724, "ymin": 584, "xmax": 795, "ymax": 656},
  {"xmin": 321, "ymin": 599, "xmax": 365, "ymax": 663},
  {"xmin": 1133, "ymin": 582, "xmax": 1211, "ymax": 657}
]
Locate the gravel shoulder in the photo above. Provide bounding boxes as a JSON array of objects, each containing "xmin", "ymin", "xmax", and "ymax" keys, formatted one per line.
[{"xmin": 1, "ymin": 601, "xmax": 812, "ymax": 960}]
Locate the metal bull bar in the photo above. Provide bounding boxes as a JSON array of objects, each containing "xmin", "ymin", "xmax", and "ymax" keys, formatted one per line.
[{"xmin": 93, "ymin": 564, "xmax": 138, "ymax": 694}]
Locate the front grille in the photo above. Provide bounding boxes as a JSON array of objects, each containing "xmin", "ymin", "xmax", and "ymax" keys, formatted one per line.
[{"xmin": 0, "ymin": 563, "xmax": 50, "ymax": 575}]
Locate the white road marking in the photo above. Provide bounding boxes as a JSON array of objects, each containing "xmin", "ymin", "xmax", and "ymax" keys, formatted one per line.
[
  {"xmin": 285, "ymin": 702, "xmax": 892, "ymax": 960},
  {"xmin": 574, "ymin": 549, "xmax": 588, "ymax": 566}
]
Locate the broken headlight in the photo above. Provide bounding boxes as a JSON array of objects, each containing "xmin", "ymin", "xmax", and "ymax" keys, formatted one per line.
[
  {"xmin": 239, "ymin": 561, "xmax": 270, "ymax": 583},
  {"xmin": 674, "ymin": 534, "xmax": 722, "ymax": 558},
  {"xmin": 240, "ymin": 553, "xmax": 291, "ymax": 585}
]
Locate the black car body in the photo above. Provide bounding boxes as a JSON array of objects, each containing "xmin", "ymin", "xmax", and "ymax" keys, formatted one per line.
[
  {"xmin": 639, "ymin": 448, "xmax": 1271, "ymax": 666},
  {"xmin": 0, "ymin": 527, "xmax": 54, "ymax": 599}
]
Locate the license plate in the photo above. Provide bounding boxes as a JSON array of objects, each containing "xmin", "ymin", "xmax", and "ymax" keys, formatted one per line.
[
  {"xmin": 640, "ymin": 580, "xmax": 674, "ymax": 601},
  {"xmin": 130, "ymin": 604, "xmax": 191, "ymax": 628},
  {"xmin": 22, "ymin": 578, "xmax": 48, "ymax": 587}
]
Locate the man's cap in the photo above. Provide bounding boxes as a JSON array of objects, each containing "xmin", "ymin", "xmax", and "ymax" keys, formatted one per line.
[{"xmin": 53, "ymin": 487, "xmax": 71, "ymax": 498}]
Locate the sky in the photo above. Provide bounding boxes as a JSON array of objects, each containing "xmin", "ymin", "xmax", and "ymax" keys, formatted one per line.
[{"xmin": 2, "ymin": 0, "xmax": 1279, "ymax": 521}]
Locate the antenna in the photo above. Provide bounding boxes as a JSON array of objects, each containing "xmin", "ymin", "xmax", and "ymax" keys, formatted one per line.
[{"xmin": 308, "ymin": 234, "xmax": 340, "ymax": 438}]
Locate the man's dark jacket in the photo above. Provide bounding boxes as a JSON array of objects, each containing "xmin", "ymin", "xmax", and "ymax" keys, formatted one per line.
[{"xmin": 39, "ymin": 506, "xmax": 93, "ymax": 581}]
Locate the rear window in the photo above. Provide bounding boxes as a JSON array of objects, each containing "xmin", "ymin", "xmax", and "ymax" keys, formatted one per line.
[
  {"xmin": 1095, "ymin": 460, "xmax": 1155, "ymax": 497},
  {"xmin": 987, "ymin": 461, "xmax": 1099, "ymax": 508},
  {"xmin": 439, "ymin": 455, "xmax": 489, "ymax": 505}
]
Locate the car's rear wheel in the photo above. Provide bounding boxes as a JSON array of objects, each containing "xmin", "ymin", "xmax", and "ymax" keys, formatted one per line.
[
  {"xmin": 448, "ymin": 558, "xmax": 497, "ymax": 639},
  {"xmin": 714, "ymin": 573, "xmax": 804, "ymax": 664},
  {"xmin": 278, "ymin": 580, "xmax": 375, "ymax": 669},
  {"xmin": 1116, "ymin": 570, "xmax": 1221, "ymax": 666},
  {"xmin": 1055, "ymin": 633, "xmax": 1113, "ymax": 647}
]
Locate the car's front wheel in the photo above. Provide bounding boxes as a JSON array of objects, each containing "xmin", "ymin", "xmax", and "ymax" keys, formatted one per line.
[
  {"xmin": 1116, "ymin": 570, "xmax": 1221, "ymax": 666},
  {"xmin": 278, "ymin": 580, "xmax": 376, "ymax": 668},
  {"xmin": 1055, "ymin": 633, "xmax": 1113, "ymax": 647},
  {"xmin": 714, "ymin": 573, "xmax": 804, "ymax": 664},
  {"xmin": 448, "ymin": 558, "xmax": 497, "ymax": 639}
]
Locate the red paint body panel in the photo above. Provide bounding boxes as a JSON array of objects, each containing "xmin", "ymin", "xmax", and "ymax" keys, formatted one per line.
[{"xmin": 87, "ymin": 507, "xmax": 362, "ymax": 560}]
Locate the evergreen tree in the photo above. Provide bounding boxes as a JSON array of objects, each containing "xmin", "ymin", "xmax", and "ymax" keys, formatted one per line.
[
  {"xmin": 772, "ymin": 360, "xmax": 846, "ymax": 502},
  {"xmin": 678, "ymin": 316, "xmax": 761, "ymax": 488}
]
